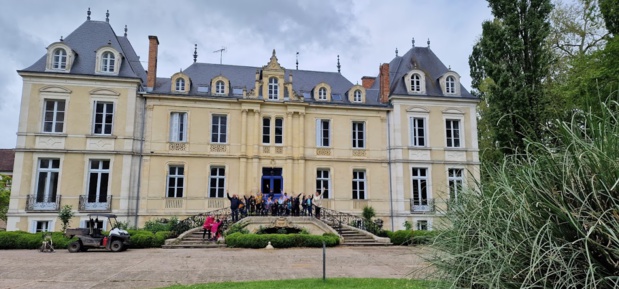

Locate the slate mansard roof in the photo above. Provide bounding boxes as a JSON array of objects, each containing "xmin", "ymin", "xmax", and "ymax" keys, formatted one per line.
[
  {"xmin": 370, "ymin": 47, "xmax": 476, "ymax": 99},
  {"xmin": 153, "ymin": 62, "xmax": 384, "ymax": 107},
  {"xmin": 21, "ymin": 20, "xmax": 146, "ymax": 83}
]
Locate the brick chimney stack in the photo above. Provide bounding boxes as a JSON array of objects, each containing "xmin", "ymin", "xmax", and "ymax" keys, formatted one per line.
[
  {"xmin": 146, "ymin": 35, "xmax": 159, "ymax": 92},
  {"xmin": 379, "ymin": 63, "xmax": 390, "ymax": 103},
  {"xmin": 361, "ymin": 76, "xmax": 376, "ymax": 89}
]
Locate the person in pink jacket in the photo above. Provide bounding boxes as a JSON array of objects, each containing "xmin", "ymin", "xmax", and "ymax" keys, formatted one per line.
[
  {"xmin": 202, "ymin": 214, "xmax": 215, "ymax": 240},
  {"xmin": 210, "ymin": 217, "xmax": 223, "ymax": 241}
]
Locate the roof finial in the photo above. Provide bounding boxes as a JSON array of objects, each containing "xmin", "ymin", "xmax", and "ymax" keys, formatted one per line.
[
  {"xmin": 87, "ymin": 7, "xmax": 91, "ymax": 21},
  {"xmin": 124, "ymin": 25, "xmax": 127, "ymax": 37},
  {"xmin": 296, "ymin": 52, "xmax": 299, "ymax": 70},
  {"xmin": 448, "ymin": 65, "xmax": 451, "ymax": 70},
  {"xmin": 60, "ymin": 36, "xmax": 63, "ymax": 42},
  {"xmin": 337, "ymin": 55, "xmax": 341, "ymax": 73},
  {"xmin": 395, "ymin": 47, "xmax": 398, "ymax": 57},
  {"xmin": 412, "ymin": 37, "xmax": 415, "ymax": 48},
  {"xmin": 193, "ymin": 44, "xmax": 198, "ymax": 63},
  {"xmin": 106, "ymin": 10, "xmax": 109, "ymax": 23},
  {"xmin": 272, "ymin": 49, "xmax": 276, "ymax": 57},
  {"xmin": 427, "ymin": 38, "xmax": 430, "ymax": 48}
]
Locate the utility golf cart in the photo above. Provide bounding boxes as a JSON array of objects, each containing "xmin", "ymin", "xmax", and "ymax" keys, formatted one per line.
[{"xmin": 64, "ymin": 213, "xmax": 130, "ymax": 252}]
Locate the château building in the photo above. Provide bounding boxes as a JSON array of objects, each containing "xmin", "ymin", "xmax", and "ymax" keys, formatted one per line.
[{"xmin": 6, "ymin": 12, "xmax": 479, "ymax": 233}]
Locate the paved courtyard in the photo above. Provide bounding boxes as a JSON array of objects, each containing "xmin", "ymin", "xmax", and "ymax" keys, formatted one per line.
[{"xmin": 0, "ymin": 246, "xmax": 432, "ymax": 289}]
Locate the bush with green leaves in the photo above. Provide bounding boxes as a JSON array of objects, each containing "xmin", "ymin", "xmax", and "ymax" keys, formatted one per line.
[
  {"xmin": 431, "ymin": 103, "xmax": 619, "ymax": 288},
  {"xmin": 143, "ymin": 217, "xmax": 178, "ymax": 233},
  {"xmin": 224, "ymin": 223, "xmax": 249, "ymax": 236},
  {"xmin": 0, "ymin": 231, "xmax": 71, "ymax": 249},
  {"xmin": 58, "ymin": 205, "xmax": 74, "ymax": 231},
  {"xmin": 388, "ymin": 230, "xmax": 437, "ymax": 246},
  {"xmin": 226, "ymin": 232, "xmax": 339, "ymax": 248}
]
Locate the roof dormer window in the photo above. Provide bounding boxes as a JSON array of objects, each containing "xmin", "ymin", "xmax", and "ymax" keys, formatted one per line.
[
  {"xmin": 268, "ymin": 77, "xmax": 279, "ymax": 100},
  {"xmin": 176, "ymin": 78, "xmax": 185, "ymax": 91},
  {"xmin": 405, "ymin": 70, "xmax": 426, "ymax": 95},
  {"xmin": 318, "ymin": 87, "xmax": 327, "ymax": 100},
  {"xmin": 216, "ymin": 80, "xmax": 225, "ymax": 95},
  {"xmin": 101, "ymin": 52, "xmax": 115, "ymax": 73},
  {"xmin": 446, "ymin": 76, "xmax": 456, "ymax": 94},
  {"xmin": 53, "ymin": 49, "xmax": 67, "ymax": 70},
  {"xmin": 411, "ymin": 73, "xmax": 421, "ymax": 92},
  {"xmin": 353, "ymin": 90, "xmax": 362, "ymax": 102},
  {"xmin": 347, "ymin": 85, "xmax": 366, "ymax": 103}
]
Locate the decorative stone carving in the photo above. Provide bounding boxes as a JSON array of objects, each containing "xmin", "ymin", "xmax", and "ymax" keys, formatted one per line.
[
  {"xmin": 263, "ymin": 146, "xmax": 270, "ymax": 154},
  {"xmin": 445, "ymin": 150, "xmax": 466, "ymax": 162},
  {"xmin": 86, "ymin": 138, "xmax": 114, "ymax": 150},
  {"xmin": 409, "ymin": 149, "xmax": 431, "ymax": 160},
  {"xmin": 352, "ymin": 149, "xmax": 366, "ymax": 157},
  {"xmin": 316, "ymin": 148, "xmax": 332, "ymax": 156},
  {"xmin": 168, "ymin": 142, "xmax": 187, "ymax": 151},
  {"xmin": 210, "ymin": 144, "xmax": 227, "ymax": 153},
  {"xmin": 35, "ymin": 136, "xmax": 65, "ymax": 149},
  {"xmin": 275, "ymin": 147, "xmax": 283, "ymax": 154}
]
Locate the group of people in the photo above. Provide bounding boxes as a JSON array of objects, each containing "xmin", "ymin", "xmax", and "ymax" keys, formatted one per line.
[
  {"xmin": 201, "ymin": 214, "xmax": 224, "ymax": 241},
  {"xmin": 226, "ymin": 188, "xmax": 324, "ymax": 221}
]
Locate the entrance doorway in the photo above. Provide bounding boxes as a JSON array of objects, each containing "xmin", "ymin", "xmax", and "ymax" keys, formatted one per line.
[{"xmin": 261, "ymin": 167, "xmax": 283, "ymax": 199}]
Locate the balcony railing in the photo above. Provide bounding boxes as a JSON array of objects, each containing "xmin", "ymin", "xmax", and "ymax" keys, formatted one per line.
[
  {"xmin": 410, "ymin": 198, "xmax": 435, "ymax": 213},
  {"xmin": 26, "ymin": 194, "xmax": 61, "ymax": 212},
  {"xmin": 78, "ymin": 195, "xmax": 112, "ymax": 212}
]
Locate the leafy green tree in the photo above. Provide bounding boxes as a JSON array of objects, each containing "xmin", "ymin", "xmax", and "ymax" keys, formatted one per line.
[
  {"xmin": 58, "ymin": 205, "xmax": 74, "ymax": 231},
  {"xmin": 471, "ymin": 0, "xmax": 554, "ymax": 158},
  {"xmin": 0, "ymin": 175, "xmax": 11, "ymax": 222},
  {"xmin": 600, "ymin": 0, "xmax": 619, "ymax": 35}
]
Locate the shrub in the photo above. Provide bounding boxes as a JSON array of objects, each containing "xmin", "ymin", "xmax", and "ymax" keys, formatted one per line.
[
  {"xmin": 0, "ymin": 231, "xmax": 71, "ymax": 249},
  {"xmin": 143, "ymin": 218, "xmax": 171, "ymax": 233},
  {"xmin": 225, "ymin": 232, "xmax": 339, "ymax": 248},
  {"xmin": 128, "ymin": 230, "xmax": 155, "ymax": 248},
  {"xmin": 58, "ymin": 205, "xmax": 74, "ymax": 231},
  {"xmin": 224, "ymin": 223, "xmax": 249, "ymax": 236},
  {"xmin": 153, "ymin": 231, "xmax": 172, "ymax": 247},
  {"xmin": 403, "ymin": 220, "xmax": 412, "ymax": 231},
  {"xmin": 389, "ymin": 230, "xmax": 413, "ymax": 245}
]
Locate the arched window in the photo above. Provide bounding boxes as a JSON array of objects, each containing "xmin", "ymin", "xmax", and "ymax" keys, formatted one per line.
[
  {"xmin": 353, "ymin": 90, "xmax": 362, "ymax": 102},
  {"xmin": 176, "ymin": 78, "xmax": 185, "ymax": 91},
  {"xmin": 268, "ymin": 77, "xmax": 278, "ymax": 100},
  {"xmin": 318, "ymin": 87, "xmax": 327, "ymax": 100},
  {"xmin": 411, "ymin": 74, "xmax": 421, "ymax": 92},
  {"xmin": 101, "ymin": 52, "xmax": 115, "ymax": 73},
  {"xmin": 446, "ymin": 76, "xmax": 456, "ymax": 94},
  {"xmin": 53, "ymin": 48, "xmax": 67, "ymax": 70},
  {"xmin": 216, "ymin": 80, "xmax": 225, "ymax": 94}
]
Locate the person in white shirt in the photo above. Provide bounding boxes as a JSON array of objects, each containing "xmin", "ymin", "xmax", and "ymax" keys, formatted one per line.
[{"xmin": 314, "ymin": 187, "xmax": 325, "ymax": 219}]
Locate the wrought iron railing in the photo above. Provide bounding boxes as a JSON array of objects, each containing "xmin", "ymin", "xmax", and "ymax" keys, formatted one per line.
[
  {"xmin": 317, "ymin": 206, "xmax": 383, "ymax": 236},
  {"xmin": 26, "ymin": 194, "xmax": 61, "ymax": 212},
  {"xmin": 171, "ymin": 207, "xmax": 249, "ymax": 237},
  {"xmin": 78, "ymin": 195, "xmax": 112, "ymax": 212},
  {"xmin": 410, "ymin": 198, "xmax": 435, "ymax": 213}
]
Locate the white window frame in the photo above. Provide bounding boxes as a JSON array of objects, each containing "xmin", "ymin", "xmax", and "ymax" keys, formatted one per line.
[
  {"xmin": 411, "ymin": 167, "xmax": 430, "ymax": 208},
  {"xmin": 42, "ymin": 99, "xmax": 65, "ymax": 133},
  {"xmin": 316, "ymin": 168, "xmax": 331, "ymax": 199},
  {"xmin": 166, "ymin": 165, "xmax": 185, "ymax": 198},
  {"xmin": 411, "ymin": 73, "xmax": 421, "ymax": 92},
  {"xmin": 448, "ymin": 168, "xmax": 464, "ymax": 201},
  {"xmin": 446, "ymin": 76, "xmax": 456, "ymax": 94},
  {"xmin": 92, "ymin": 101, "xmax": 114, "ymax": 135},
  {"xmin": 86, "ymin": 160, "xmax": 110, "ymax": 203},
  {"xmin": 209, "ymin": 166, "xmax": 226, "ymax": 198},
  {"xmin": 170, "ymin": 112, "xmax": 188, "ymax": 142},
  {"xmin": 211, "ymin": 115, "xmax": 227, "ymax": 144},
  {"xmin": 416, "ymin": 220, "xmax": 429, "ymax": 231},
  {"xmin": 268, "ymin": 77, "xmax": 279, "ymax": 100},
  {"xmin": 352, "ymin": 170, "xmax": 366, "ymax": 200},
  {"xmin": 176, "ymin": 78, "xmax": 185, "ymax": 91},
  {"xmin": 53, "ymin": 48, "xmax": 67, "ymax": 70},
  {"xmin": 216, "ymin": 80, "xmax": 225, "ymax": 95},
  {"xmin": 318, "ymin": 87, "xmax": 327, "ymax": 100},
  {"xmin": 445, "ymin": 119, "xmax": 462, "ymax": 148},
  {"xmin": 409, "ymin": 117, "xmax": 427, "ymax": 147},
  {"xmin": 274, "ymin": 118, "xmax": 283, "ymax": 145},
  {"xmin": 262, "ymin": 117, "xmax": 271, "ymax": 144},
  {"xmin": 352, "ymin": 121, "xmax": 365, "ymax": 149},
  {"xmin": 316, "ymin": 119, "xmax": 331, "ymax": 147},
  {"xmin": 353, "ymin": 90, "xmax": 362, "ymax": 102},
  {"xmin": 101, "ymin": 51, "xmax": 115, "ymax": 73},
  {"xmin": 30, "ymin": 220, "xmax": 55, "ymax": 233},
  {"xmin": 35, "ymin": 158, "xmax": 60, "ymax": 203}
]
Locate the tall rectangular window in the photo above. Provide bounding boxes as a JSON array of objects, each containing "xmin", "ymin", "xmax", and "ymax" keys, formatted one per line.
[
  {"xmin": 446, "ymin": 119, "xmax": 461, "ymax": 148},
  {"xmin": 36, "ymin": 221, "xmax": 50, "ymax": 232},
  {"xmin": 170, "ymin": 112, "xmax": 188, "ymax": 142},
  {"xmin": 352, "ymin": 121, "xmax": 365, "ymax": 148},
  {"xmin": 93, "ymin": 101, "xmax": 114, "ymax": 135},
  {"xmin": 316, "ymin": 169, "xmax": 330, "ymax": 199},
  {"xmin": 316, "ymin": 119, "xmax": 330, "ymax": 147},
  {"xmin": 262, "ymin": 117, "xmax": 271, "ymax": 144},
  {"xmin": 411, "ymin": 168, "xmax": 428, "ymax": 206},
  {"xmin": 43, "ymin": 100, "xmax": 65, "ymax": 133},
  {"xmin": 167, "ymin": 165, "xmax": 184, "ymax": 198},
  {"xmin": 36, "ymin": 159, "xmax": 60, "ymax": 203},
  {"xmin": 448, "ymin": 168, "xmax": 464, "ymax": 200},
  {"xmin": 211, "ymin": 115, "xmax": 227, "ymax": 143},
  {"xmin": 209, "ymin": 167, "xmax": 226, "ymax": 198},
  {"xmin": 410, "ymin": 117, "xmax": 426, "ymax": 147},
  {"xmin": 352, "ymin": 170, "xmax": 366, "ymax": 199},
  {"xmin": 275, "ymin": 118, "xmax": 283, "ymax": 144},
  {"xmin": 87, "ymin": 160, "xmax": 110, "ymax": 203}
]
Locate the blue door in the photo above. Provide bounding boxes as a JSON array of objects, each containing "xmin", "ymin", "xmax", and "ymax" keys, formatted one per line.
[{"xmin": 261, "ymin": 167, "xmax": 283, "ymax": 200}]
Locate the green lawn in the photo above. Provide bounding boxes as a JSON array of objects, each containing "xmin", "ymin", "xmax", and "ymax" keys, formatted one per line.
[{"xmin": 160, "ymin": 278, "xmax": 438, "ymax": 289}]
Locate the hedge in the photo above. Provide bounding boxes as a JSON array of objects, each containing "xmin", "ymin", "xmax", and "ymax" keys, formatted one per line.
[
  {"xmin": 0, "ymin": 230, "xmax": 173, "ymax": 250},
  {"xmin": 388, "ymin": 230, "xmax": 438, "ymax": 245},
  {"xmin": 226, "ymin": 232, "xmax": 340, "ymax": 248}
]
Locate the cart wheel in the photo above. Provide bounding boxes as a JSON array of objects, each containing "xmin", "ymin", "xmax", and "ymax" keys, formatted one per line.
[
  {"xmin": 68, "ymin": 241, "xmax": 82, "ymax": 253},
  {"xmin": 110, "ymin": 240, "xmax": 123, "ymax": 252}
]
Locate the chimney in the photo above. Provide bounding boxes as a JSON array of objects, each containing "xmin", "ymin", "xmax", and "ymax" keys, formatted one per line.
[
  {"xmin": 379, "ymin": 63, "xmax": 390, "ymax": 103},
  {"xmin": 146, "ymin": 35, "xmax": 159, "ymax": 92},
  {"xmin": 361, "ymin": 76, "xmax": 376, "ymax": 89}
]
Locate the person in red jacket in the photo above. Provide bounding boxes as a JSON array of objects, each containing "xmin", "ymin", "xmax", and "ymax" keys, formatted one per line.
[
  {"xmin": 202, "ymin": 214, "xmax": 215, "ymax": 240},
  {"xmin": 210, "ymin": 217, "xmax": 223, "ymax": 241}
]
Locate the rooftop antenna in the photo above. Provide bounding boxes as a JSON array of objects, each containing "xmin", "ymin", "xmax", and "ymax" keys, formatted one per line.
[
  {"xmin": 193, "ymin": 44, "xmax": 198, "ymax": 63},
  {"xmin": 337, "ymin": 55, "xmax": 341, "ymax": 73},
  {"xmin": 124, "ymin": 25, "xmax": 127, "ymax": 37},
  {"xmin": 106, "ymin": 10, "xmax": 109, "ymax": 23},
  {"xmin": 296, "ymin": 52, "xmax": 299, "ymax": 70},
  {"xmin": 87, "ymin": 7, "xmax": 91, "ymax": 21},
  {"xmin": 213, "ymin": 47, "xmax": 226, "ymax": 64}
]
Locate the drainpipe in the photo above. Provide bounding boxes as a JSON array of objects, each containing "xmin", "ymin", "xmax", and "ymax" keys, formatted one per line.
[
  {"xmin": 387, "ymin": 109, "xmax": 394, "ymax": 232},
  {"xmin": 134, "ymin": 91, "xmax": 146, "ymax": 228}
]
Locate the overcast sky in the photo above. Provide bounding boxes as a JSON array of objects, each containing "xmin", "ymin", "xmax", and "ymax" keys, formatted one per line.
[{"xmin": 0, "ymin": 0, "xmax": 492, "ymax": 149}]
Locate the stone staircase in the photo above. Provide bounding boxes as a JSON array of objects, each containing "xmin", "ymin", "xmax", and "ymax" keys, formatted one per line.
[
  {"xmin": 162, "ymin": 228, "xmax": 226, "ymax": 249},
  {"xmin": 336, "ymin": 226, "xmax": 392, "ymax": 246}
]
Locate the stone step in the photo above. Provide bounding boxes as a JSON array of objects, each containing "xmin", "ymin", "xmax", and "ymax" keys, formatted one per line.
[
  {"xmin": 341, "ymin": 242, "xmax": 392, "ymax": 246},
  {"xmin": 162, "ymin": 244, "xmax": 226, "ymax": 249}
]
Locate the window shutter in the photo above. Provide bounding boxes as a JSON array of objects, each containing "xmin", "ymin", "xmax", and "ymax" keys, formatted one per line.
[
  {"xmin": 170, "ymin": 113, "xmax": 179, "ymax": 141},
  {"xmin": 315, "ymin": 119, "xmax": 321, "ymax": 147},
  {"xmin": 182, "ymin": 113, "xmax": 188, "ymax": 142}
]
